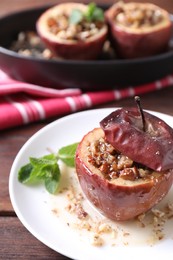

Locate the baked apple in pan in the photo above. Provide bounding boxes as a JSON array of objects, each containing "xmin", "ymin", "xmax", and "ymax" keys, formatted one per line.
[
  {"xmin": 36, "ymin": 2, "xmax": 107, "ymax": 60},
  {"xmin": 75, "ymin": 100, "xmax": 173, "ymax": 221},
  {"xmin": 105, "ymin": 2, "xmax": 172, "ymax": 58}
]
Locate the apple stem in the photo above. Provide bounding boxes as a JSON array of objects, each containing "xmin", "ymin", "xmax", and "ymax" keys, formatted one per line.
[{"xmin": 134, "ymin": 96, "xmax": 146, "ymax": 132}]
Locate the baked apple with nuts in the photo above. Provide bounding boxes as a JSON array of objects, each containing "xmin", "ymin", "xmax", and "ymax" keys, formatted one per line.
[
  {"xmin": 105, "ymin": 1, "xmax": 172, "ymax": 58},
  {"xmin": 100, "ymin": 97, "xmax": 173, "ymax": 172},
  {"xmin": 36, "ymin": 2, "xmax": 107, "ymax": 60},
  {"xmin": 75, "ymin": 98, "xmax": 173, "ymax": 221}
]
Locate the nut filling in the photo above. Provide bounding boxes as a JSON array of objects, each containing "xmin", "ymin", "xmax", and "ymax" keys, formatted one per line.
[
  {"xmin": 47, "ymin": 14, "xmax": 104, "ymax": 41},
  {"xmin": 114, "ymin": 4, "xmax": 164, "ymax": 29},
  {"xmin": 87, "ymin": 137, "xmax": 154, "ymax": 181}
]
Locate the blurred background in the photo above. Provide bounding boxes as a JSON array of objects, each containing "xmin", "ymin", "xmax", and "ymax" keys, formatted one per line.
[{"xmin": 0, "ymin": 0, "xmax": 173, "ymax": 17}]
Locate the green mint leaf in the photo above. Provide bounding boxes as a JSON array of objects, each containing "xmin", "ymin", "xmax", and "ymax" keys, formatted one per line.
[
  {"xmin": 29, "ymin": 164, "xmax": 50, "ymax": 181},
  {"xmin": 92, "ymin": 7, "xmax": 104, "ymax": 22},
  {"xmin": 58, "ymin": 142, "xmax": 78, "ymax": 167},
  {"xmin": 30, "ymin": 154, "xmax": 57, "ymax": 167},
  {"xmin": 45, "ymin": 164, "xmax": 61, "ymax": 194},
  {"xmin": 28, "ymin": 154, "xmax": 58, "ymax": 181},
  {"xmin": 18, "ymin": 142, "xmax": 78, "ymax": 194},
  {"xmin": 69, "ymin": 9, "xmax": 83, "ymax": 24},
  {"xmin": 18, "ymin": 163, "xmax": 33, "ymax": 183},
  {"xmin": 85, "ymin": 2, "xmax": 96, "ymax": 21},
  {"xmin": 85, "ymin": 3, "xmax": 104, "ymax": 22},
  {"xmin": 18, "ymin": 153, "xmax": 61, "ymax": 194}
]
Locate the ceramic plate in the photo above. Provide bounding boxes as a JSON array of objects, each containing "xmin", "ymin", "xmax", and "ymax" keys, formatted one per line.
[{"xmin": 9, "ymin": 108, "xmax": 173, "ymax": 260}]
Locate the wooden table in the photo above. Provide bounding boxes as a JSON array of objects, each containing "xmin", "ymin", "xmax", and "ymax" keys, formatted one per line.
[{"xmin": 0, "ymin": 0, "xmax": 173, "ymax": 259}]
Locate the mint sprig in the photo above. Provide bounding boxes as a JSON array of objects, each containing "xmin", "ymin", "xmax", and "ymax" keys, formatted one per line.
[
  {"xmin": 85, "ymin": 3, "xmax": 104, "ymax": 22},
  {"xmin": 69, "ymin": 2, "xmax": 104, "ymax": 25},
  {"xmin": 18, "ymin": 143, "xmax": 78, "ymax": 194}
]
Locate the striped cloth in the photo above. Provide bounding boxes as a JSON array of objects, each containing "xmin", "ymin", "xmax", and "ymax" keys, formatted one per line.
[{"xmin": 0, "ymin": 69, "xmax": 173, "ymax": 130}]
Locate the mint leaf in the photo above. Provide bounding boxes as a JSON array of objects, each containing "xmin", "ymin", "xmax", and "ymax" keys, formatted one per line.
[
  {"xmin": 18, "ymin": 154, "xmax": 60, "ymax": 194},
  {"xmin": 69, "ymin": 4, "xmax": 104, "ymax": 25},
  {"xmin": 18, "ymin": 163, "xmax": 33, "ymax": 183},
  {"xmin": 69, "ymin": 9, "xmax": 83, "ymax": 24},
  {"xmin": 29, "ymin": 164, "xmax": 52, "ymax": 180},
  {"xmin": 30, "ymin": 154, "xmax": 57, "ymax": 167},
  {"xmin": 58, "ymin": 142, "xmax": 78, "ymax": 167},
  {"xmin": 91, "ymin": 6, "xmax": 104, "ymax": 22},
  {"xmin": 29, "ymin": 154, "xmax": 58, "ymax": 181},
  {"xmin": 45, "ymin": 164, "xmax": 61, "ymax": 194},
  {"xmin": 18, "ymin": 142, "xmax": 79, "ymax": 194},
  {"xmin": 85, "ymin": 3, "xmax": 104, "ymax": 22},
  {"xmin": 85, "ymin": 2, "xmax": 96, "ymax": 21}
]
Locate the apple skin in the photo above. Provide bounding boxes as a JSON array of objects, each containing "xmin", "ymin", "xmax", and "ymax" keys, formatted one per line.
[
  {"xmin": 105, "ymin": 2, "xmax": 172, "ymax": 59},
  {"xmin": 75, "ymin": 128, "xmax": 173, "ymax": 221},
  {"xmin": 36, "ymin": 3, "xmax": 108, "ymax": 60},
  {"xmin": 38, "ymin": 32, "xmax": 107, "ymax": 60},
  {"xmin": 100, "ymin": 108, "xmax": 173, "ymax": 172}
]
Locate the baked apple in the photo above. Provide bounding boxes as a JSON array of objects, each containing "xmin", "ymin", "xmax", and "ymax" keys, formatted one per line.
[
  {"xmin": 105, "ymin": 1, "xmax": 172, "ymax": 58},
  {"xmin": 75, "ymin": 105, "xmax": 173, "ymax": 221},
  {"xmin": 36, "ymin": 2, "xmax": 108, "ymax": 60},
  {"xmin": 100, "ymin": 107, "xmax": 173, "ymax": 172}
]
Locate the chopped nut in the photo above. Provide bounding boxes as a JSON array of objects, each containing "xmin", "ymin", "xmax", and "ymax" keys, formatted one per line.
[
  {"xmin": 123, "ymin": 232, "xmax": 130, "ymax": 236},
  {"xmin": 75, "ymin": 204, "xmax": 88, "ymax": 219},
  {"xmin": 88, "ymin": 137, "xmax": 152, "ymax": 181},
  {"xmin": 42, "ymin": 49, "xmax": 53, "ymax": 59},
  {"xmin": 119, "ymin": 167, "xmax": 139, "ymax": 181},
  {"xmin": 90, "ymin": 234, "xmax": 104, "ymax": 246},
  {"xmin": 117, "ymin": 155, "xmax": 133, "ymax": 170},
  {"xmin": 137, "ymin": 213, "xmax": 146, "ymax": 222},
  {"xmin": 80, "ymin": 221, "xmax": 92, "ymax": 231},
  {"xmin": 47, "ymin": 12, "xmax": 104, "ymax": 41},
  {"xmin": 98, "ymin": 223, "xmax": 112, "ymax": 233},
  {"xmin": 151, "ymin": 209, "xmax": 165, "ymax": 218},
  {"xmin": 51, "ymin": 208, "xmax": 59, "ymax": 216},
  {"xmin": 115, "ymin": 3, "xmax": 164, "ymax": 28},
  {"xmin": 111, "ymin": 229, "xmax": 118, "ymax": 239}
]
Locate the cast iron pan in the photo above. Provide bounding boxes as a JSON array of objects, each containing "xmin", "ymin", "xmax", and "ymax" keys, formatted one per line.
[{"xmin": 0, "ymin": 5, "xmax": 173, "ymax": 90}]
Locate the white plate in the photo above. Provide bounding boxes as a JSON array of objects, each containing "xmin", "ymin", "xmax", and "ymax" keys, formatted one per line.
[{"xmin": 9, "ymin": 108, "xmax": 173, "ymax": 260}]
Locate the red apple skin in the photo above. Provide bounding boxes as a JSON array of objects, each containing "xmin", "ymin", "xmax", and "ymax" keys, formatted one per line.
[
  {"xmin": 105, "ymin": 3, "xmax": 172, "ymax": 59},
  {"xmin": 108, "ymin": 25, "xmax": 172, "ymax": 59},
  {"xmin": 38, "ymin": 32, "xmax": 107, "ymax": 60},
  {"xmin": 75, "ymin": 128, "xmax": 173, "ymax": 221},
  {"xmin": 36, "ymin": 3, "xmax": 108, "ymax": 60},
  {"xmin": 100, "ymin": 108, "xmax": 173, "ymax": 172}
]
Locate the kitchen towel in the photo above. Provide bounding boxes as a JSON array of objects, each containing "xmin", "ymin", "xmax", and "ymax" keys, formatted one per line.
[{"xmin": 0, "ymin": 69, "xmax": 173, "ymax": 130}]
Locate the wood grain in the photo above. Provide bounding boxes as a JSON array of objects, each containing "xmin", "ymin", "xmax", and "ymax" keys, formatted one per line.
[{"xmin": 0, "ymin": 217, "xmax": 71, "ymax": 259}]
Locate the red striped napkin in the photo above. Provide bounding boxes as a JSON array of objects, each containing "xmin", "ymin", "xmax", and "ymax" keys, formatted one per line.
[{"xmin": 0, "ymin": 69, "xmax": 173, "ymax": 130}]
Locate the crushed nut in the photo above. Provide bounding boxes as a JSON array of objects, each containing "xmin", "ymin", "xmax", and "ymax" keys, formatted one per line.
[
  {"xmin": 88, "ymin": 137, "xmax": 154, "ymax": 181},
  {"xmin": 115, "ymin": 2, "xmax": 164, "ymax": 29},
  {"xmin": 98, "ymin": 223, "xmax": 112, "ymax": 233},
  {"xmin": 47, "ymin": 12, "xmax": 104, "ymax": 41},
  {"xmin": 151, "ymin": 209, "xmax": 165, "ymax": 218},
  {"xmin": 90, "ymin": 234, "xmax": 104, "ymax": 246}
]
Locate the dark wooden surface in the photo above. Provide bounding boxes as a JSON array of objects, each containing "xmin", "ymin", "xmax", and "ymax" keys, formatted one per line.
[{"xmin": 1, "ymin": 1, "xmax": 173, "ymax": 259}]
